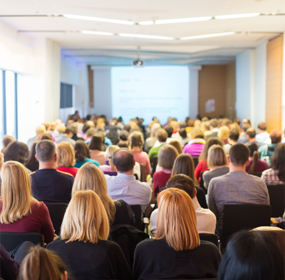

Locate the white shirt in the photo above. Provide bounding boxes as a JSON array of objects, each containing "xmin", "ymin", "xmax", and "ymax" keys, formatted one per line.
[
  {"xmin": 150, "ymin": 196, "xmax": 216, "ymax": 236},
  {"xmin": 105, "ymin": 173, "xmax": 152, "ymax": 212}
]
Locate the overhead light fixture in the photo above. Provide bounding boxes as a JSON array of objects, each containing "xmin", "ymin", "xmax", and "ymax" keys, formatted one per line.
[
  {"xmin": 181, "ymin": 31, "xmax": 235, "ymax": 40},
  {"xmin": 118, "ymin": 33, "xmax": 175, "ymax": 40},
  {"xmin": 63, "ymin": 14, "xmax": 135, "ymax": 25},
  {"xmin": 81, "ymin": 30, "xmax": 114, "ymax": 36},
  {"xmin": 155, "ymin": 16, "xmax": 212, "ymax": 24},
  {"xmin": 215, "ymin": 13, "xmax": 260, "ymax": 20},
  {"xmin": 138, "ymin": 21, "xmax": 154, "ymax": 25}
]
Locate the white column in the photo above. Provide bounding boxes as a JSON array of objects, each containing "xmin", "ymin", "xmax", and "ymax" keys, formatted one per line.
[{"xmin": 189, "ymin": 66, "xmax": 201, "ymax": 119}]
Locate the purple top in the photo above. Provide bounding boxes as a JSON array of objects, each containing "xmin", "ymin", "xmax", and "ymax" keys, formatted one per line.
[
  {"xmin": 183, "ymin": 143, "xmax": 205, "ymax": 157},
  {"xmin": 246, "ymin": 159, "xmax": 270, "ymax": 173}
]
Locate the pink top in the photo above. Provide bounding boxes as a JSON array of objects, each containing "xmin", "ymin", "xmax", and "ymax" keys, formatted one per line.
[
  {"xmin": 0, "ymin": 201, "xmax": 55, "ymax": 244},
  {"xmin": 132, "ymin": 151, "xmax": 151, "ymax": 176},
  {"xmin": 56, "ymin": 167, "xmax": 79, "ymax": 178},
  {"xmin": 90, "ymin": 150, "xmax": 106, "ymax": 165}
]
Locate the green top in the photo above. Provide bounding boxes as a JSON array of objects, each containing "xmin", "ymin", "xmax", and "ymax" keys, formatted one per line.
[{"xmin": 148, "ymin": 145, "xmax": 163, "ymax": 166}]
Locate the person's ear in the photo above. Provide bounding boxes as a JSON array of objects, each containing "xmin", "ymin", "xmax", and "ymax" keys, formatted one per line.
[
  {"xmin": 54, "ymin": 153, "xmax": 57, "ymax": 162},
  {"xmin": 227, "ymin": 155, "xmax": 231, "ymax": 164},
  {"xmin": 193, "ymin": 188, "xmax": 197, "ymax": 198},
  {"xmin": 114, "ymin": 166, "xmax": 119, "ymax": 172},
  {"xmin": 35, "ymin": 154, "xmax": 39, "ymax": 161},
  {"xmin": 246, "ymin": 159, "xmax": 249, "ymax": 166},
  {"xmin": 62, "ymin": 271, "xmax": 68, "ymax": 280}
]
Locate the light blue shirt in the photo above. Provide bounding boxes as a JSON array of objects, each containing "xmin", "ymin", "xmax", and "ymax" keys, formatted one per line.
[{"xmin": 105, "ymin": 173, "xmax": 151, "ymax": 212}]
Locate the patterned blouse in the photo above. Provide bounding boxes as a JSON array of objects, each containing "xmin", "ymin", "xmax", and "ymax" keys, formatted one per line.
[{"xmin": 261, "ymin": 169, "xmax": 285, "ymax": 185}]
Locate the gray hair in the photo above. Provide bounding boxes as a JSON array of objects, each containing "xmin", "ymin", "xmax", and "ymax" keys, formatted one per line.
[{"xmin": 36, "ymin": 140, "xmax": 56, "ymax": 162}]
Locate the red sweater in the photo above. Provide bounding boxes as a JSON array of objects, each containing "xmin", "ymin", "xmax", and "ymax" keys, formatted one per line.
[
  {"xmin": 194, "ymin": 160, "xmax": 208, "ymax": 181},
  {"xmin": 153, "ymin": 171, "xmax": 171, "ymax": 197},
  {"xmin": 0, "ymin": 201, "xmax": 55, "ymax": 244},
  {"xmin": 56, "ymin": 167, "xmax": 79, "ymax": 178}
]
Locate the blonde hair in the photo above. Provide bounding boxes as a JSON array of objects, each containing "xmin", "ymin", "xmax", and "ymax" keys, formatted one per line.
[
  {"xmin": 72, "ymin": 163, "xmax": 116, "ymax": 223},
  {"xmin": 170, "ymin": 121, "xmax": 179, "ymax": 131},
  {"xmin": 190, "ymin": 128, "xmax": 205, "ymax": 139},
  {"xmin": 36, "ymin": 125, "xmax": 46, "ymax": 135},
  {"xmin": 61, "ymin": 190, "xmax": 109, "ymax": 243},
  {"xmin": 150, "ymin": 123, "xmax": 161, "ymax": 138},
  {"xmin": 56, "ymin": 124, "xmax": 66, "ymax": 134},
  {"xmin": 155, "ymin": 188, "xmax": 200, "ymax": 251},
  {"xmin": 57, "ymin": 142, "xmax": 75, "ymax": 167},
  {"xmin": 194, "ymin": 119, "xmax": 201, "ymax": 128},
  {"xmin": 18, "ymin": 246, "xmax": 66, "ymax": 280},
  {"xmin": 105, "ymin": 145, "xmax": 119, "ymax": 171},
  {"xmin": 129, "ymin": 131, "xmax": 144, "ymax": 150},
  {"xmin": 0, "ymin": 161, "xmax": 35, "ymax": 224},
  {"xmin": 158, "ymin": 144, "xmax": 178, "ymax": 170},
  {"xmin": 218, "ymin": 126, "xmax": 230, "ymax": 141},
  {"xmin": 207, "ymin": 145, "xmax": 227, "ymax": 169},
  {"xmin": 0, "ymin": 153, "xmax": 4, "ymax": 170}
]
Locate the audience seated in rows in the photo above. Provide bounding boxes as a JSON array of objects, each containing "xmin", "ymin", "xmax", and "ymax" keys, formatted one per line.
[
  {"xmin": 134, "ymin": 188, "xmax": 221, "ymax": 280},
  {"xmin": 0, "ymin": 161, "xmax": 54, "ymax": 243},
  {"xmin": 105, "ymin": 149, "xmax": 151, "ymax": 212},
  {"xmin": 208, "ymin": 143, "xmax": 270, "ymax": 233},
  {"xmin": 47, "ymin": 190, "xmax": 131, "ymax": 280},
  {"xmin": 31, "ymin": 140, "xmax": 74, "ymax": 203}
]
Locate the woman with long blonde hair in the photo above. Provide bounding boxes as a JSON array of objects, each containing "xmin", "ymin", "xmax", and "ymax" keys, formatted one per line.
[
  {"xmin": 0, "ymin": 161, "xmax": 54, "ymax": 244},
  {"xmin": 47, "ymin": 190, "xmax": 131, "ymax": 280},
  {"xmin": 72, "ymin": 162, "xmax": 134, "ymax": 226},
  {"xmin": 133, "ymin": 188, "xmax": 221, "ymax": 279}
]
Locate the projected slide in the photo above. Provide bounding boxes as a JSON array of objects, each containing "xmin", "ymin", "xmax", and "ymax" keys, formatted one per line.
[{"xmin": 111, "ymin": 66, "xmax": 189, "ymax": 124}]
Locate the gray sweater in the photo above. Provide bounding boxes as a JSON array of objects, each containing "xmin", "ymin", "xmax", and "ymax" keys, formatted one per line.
[
  {"xmin": 208, "ymin": 170, "xmax": 270, "ymax": 230},
  {"xmin": 203, "ymin": 166, "xmax": 229, "ymax": 189}
]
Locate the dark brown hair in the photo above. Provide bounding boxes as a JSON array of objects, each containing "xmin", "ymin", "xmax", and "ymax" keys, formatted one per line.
[
  {"xmin": 171, "ymin": 154, "xmax": 195, "ymax": 182},
  {"xmin": 89, "ymin": 133, "xmax": 103, "ymax": 151},
  {"xmin": 246, "ymin": 142, "xmax": 259, "ymax": 174},
  {"xmin": 199, "ymin": 137, "xmax": 223, "ymax": 161},
  {"xmin": 229, "ymin": 143, "xmax": 249, "ymax": 166},
  {"xmin": 271, "ymin": 143, "xmax": 285, "ymax": 182},
  {"xmin": 158, "ymin": 144, "xmax": 178, "ymax": 170},
  {"xmin": 74, "ymin": 140, "xmax": 90, "ymax": 162},
  {"xmin": 3, "ymin": 141, "xmax": 29, "ymax": 164},
  {"xmin": 166, "ymin": 174, "xmax": 195, "ymax": 198}
]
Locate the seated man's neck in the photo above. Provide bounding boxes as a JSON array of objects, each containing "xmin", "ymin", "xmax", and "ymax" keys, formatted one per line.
[
  {"xmin": 229, "ymin": 163, "xmax": 247, "ymax": 172},
  {"xmin": 228, "ymin": 139, "xmax": 237, "ymax": 145},
  {"xmin": 120, "ymin": 169, "xmax": 134, "ymax": 176},
  {"xmin": 39, "ymin": 161, "xmax": 56, "ymax": 170}
]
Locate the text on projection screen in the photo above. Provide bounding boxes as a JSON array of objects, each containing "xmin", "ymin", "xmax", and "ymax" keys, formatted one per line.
[{"xmin": 111, "ymin": 66, "xmax": 189, "ymax": 124}]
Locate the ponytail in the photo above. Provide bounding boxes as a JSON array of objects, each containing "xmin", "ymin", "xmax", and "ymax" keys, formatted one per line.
[{"xmin": 248, "ymin": 151, "xmax": 259, "ymax": 174}]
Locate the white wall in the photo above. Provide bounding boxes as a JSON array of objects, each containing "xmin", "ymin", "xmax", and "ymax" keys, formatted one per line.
[{"xmin": 189, "ymin": 66, "xmax": 200, "ymax": 119}]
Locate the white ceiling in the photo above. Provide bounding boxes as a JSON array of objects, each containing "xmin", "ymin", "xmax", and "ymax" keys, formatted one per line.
[{"xmin": 1, "ymin": 0, "xmax": 285, "ymax": 65}]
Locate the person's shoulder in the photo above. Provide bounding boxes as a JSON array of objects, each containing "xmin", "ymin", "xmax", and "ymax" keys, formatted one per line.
[
  {"xmin": 262, "ymin": 168, "xmax": 272, "ymax": 175},
  {"xmin": 199, "ymin": 240, "xmax": 220, "ymax": 255},
  {"xmin": 56, "ymin": 169, "xmax": 74, "ymax": 179},
  {"xmin": 136, "ymin": 237, "xmax": 157, "ymax": 251}
]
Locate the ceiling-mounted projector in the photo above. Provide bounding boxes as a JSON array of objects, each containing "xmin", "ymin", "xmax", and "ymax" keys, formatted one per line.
[{"xmin": 133, "ymin": 59, "xmax": 144, "ymax": 66}]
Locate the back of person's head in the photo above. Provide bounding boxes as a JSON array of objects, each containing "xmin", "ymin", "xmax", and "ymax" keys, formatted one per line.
[
  {"xmin": 229, "ymin": 128, "xmax": 240, "ymax": 141},
  {"xmin": 179, "ymin": 128, "xmax": 187, "ymax": 139},
  {"xmin": 72, "ymin": 162, "xmax": 115, "ymax": 223},
  {"xmin": 155, "ymin": 188, "xmax": 200, "ymax": 251},
  {"xmin": 190, "ymin": 127, "xmax": 205, "ymax": 140},
  {"xmin": 257, "ymin": 122, "xmax": 267, "ymax": 131},
  {"xmin": 246, "ymin": 128, "xmax": 256, "ymax": 139},
  {"xmin": 82, "ymin": 123, "xmax": 91, "ymax": 133},
  {"xmin": 2, "ymin": 135, "xmax": 15, "ymax": 152},
  {"xmin": 105, "ymin": 145, "xmax": 119, "ymax": 171},
  {"xmin": 18, "ymin": 246, "xmax": 67, "ymax": 280},
  {"xmin": 247, "ymin": 142, "xmax": 258, "ymax": 157},
  {"xmin": 86, "ymin": 128, "xmax": 96, "ymax": 138},
  {"xmin": 271, "ymin": 143, "xmax": 285, "ymax": 182},
  {"xmin": 166, "ymin": 174, "xmax": 195, "ymax": 198},
  {"xmin": 170, "ymin": 121, "xmax": 179, "ymax": 131},
  {"xmin": 150, "ymin": 123, "xmax": 161, "ymax": 137},
  {"xmin": 119, "ymin": 130, "xmax": 129, "ymax": 141},
  {"xmin": 218, "ymin": 126, "xmax": 229, "ymax": 141},
  {"xmin": 270, "ymin": 129, "xmax": 282, "ymax": 144},
  {"xmin": 187, "ymin": 119, "xmax": 195, "ymax": 127},
  {"xmin": 112, "ymin": 148, "xmax": 134, "ymax": 172},
  {"xmin": 129, "ymin": 131, "xmax": 144, "ymax": 149},
  {"xmin": 64, "ymin": 127, "xmax": 73, "ymax": 135},
  {"xmin": 207, "ymin": 145, "xmax": 227, "ymax": 169},
  {"xmin": 35, "ymin": 125, "xmax": 46, "ymax": 135},
  {"xmin": 57, "ymin": 142, "xmax": 75, "ymax": 167},
  {"xmin": 0, "ymin": 161, "xmax": 32, "ymax": 224},
  {"xmin": 218, "ymin": 230, "xmax": 284, "ymax": 280},
  {"xmin": 3, "ymin": 141, "xmax": 29, "ymax": 164},
  {"xmin": 74, "ymin": 140, "xmax": 90, "ymax": 162},
  {"xmin": 229, "ymin": 143, "xmax": 249, "ymax": 166},
  {"xmin": 243, "ymin": 118, "xmax": 251, "ymax": 126},
  {"xmin": 158, "ymin": 144, "xmax": 178, "ymax": 170},
  {"xmin": 156, "ymin": 129, "xmax": 168, "ymax": 143},
  {"xmin": 164, "ymin": 126, "xmax": 174, "ymax": 138},
  {"xmin": 168, "ymin": 140, "xmax": 182, "ymax": 154},
  {"xmin": 246, "ymin": 142, "xmax": 259, "ymax": 174},
  {"xmin": 199, "ymin": 137, "xmax": 223, "ymax": 161},
  {"xmin": 26, "ymin": 142, "xmax": 38, "ymax": 167},
  {"xmin": 171, "ymin": 153, "xmax": 195, "ymax": 181},
  {"xmin": 36, "ymin": 140, "xmax": 56, "ymax": 163},
  {"xmin": 61, "ymin": 190, "xmax": 109, "ymax": 243},
  {"xmin": 89, "ymin": 133, "xmax": 103, "ymax": 151},
  {"xmin": 56, "ymin": 124, "xmax": 66, "ymax": 134},
  {"xmin": 234, "ymin": 118, "xmax": 241, "ymax": 126},
  {"xmin": 222, "ymin": 118, "xmax": 232, "ymax": 127},
  {"xmin": 117, "ymin": 141, "xmax": 129, "ymax": 148},
  {"xmin": 242, "ymin": 123, "xmax": 251, "ymax": 132},
  {"xmin": 209, "ymin": 119, "xmax": 219, "ymax": 128},
  {"xmin": 38, "ymin": 132, "xmax": 53, "ymax": 142}
]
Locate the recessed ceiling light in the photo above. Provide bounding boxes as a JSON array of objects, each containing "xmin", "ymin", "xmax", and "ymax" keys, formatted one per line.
[
  {"xmin": 215, "ymin": 13, "xmax": 260, "ymax": 20},
  {"xmin": 118, "ymin": 33, "xmax": 175, "ymax": 40},
  {"xmin": 63, "ymin": 14, "xmax": 135, "ymax": 25},
  {"xmin": 181, "ymin": 32, "xmax": 235, "ymax": 40},
  {"xmin": 81, "ymin": 30, "xmax": 114, "ymax": 36},
  {"xmin": 138, "ymin": 21, "xmax": 154, "ymax": 25},
  {"xmin": 155, "ymin": 16, "xmax": 212, "ymax": 24}
]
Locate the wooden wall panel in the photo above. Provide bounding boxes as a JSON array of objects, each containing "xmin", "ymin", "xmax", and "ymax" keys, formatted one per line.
[
  {"xmin": 225, "ymin": 61, "xmax": 236, "ymax": 120},
  {"xmin": 266, "ymin": 34, "xmax": 283, "ymax": 131},
  {"xmin": 198, "ymin": 65, "xmax": 227, "ymax": 118}
]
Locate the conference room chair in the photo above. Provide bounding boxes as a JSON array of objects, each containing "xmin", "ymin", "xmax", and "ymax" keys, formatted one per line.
[
  {"xmin": 267, "ymin": 184, "xmax": 285, "ymax": 217},
  {"xmin": 199, "ymin": 171, "xmax": 208, "ymax": 194},
  {"xmin": 192, "ymin": 157, "xmax": 199, "ymax": 168},
  {"xmin": 195, "ymin": 186, "xmax": 208, "ymax": 209},
  {"xmin": 252, "ymin": 172, "xmax": 262, "ymax": 177},
  {"xmin": 0, "ymin": 232, "xmax": 42, "ymax": 252},
  {"xmin": 129, "ymin": 205, "xmax": 146, "ymax": 232},
  {"xmin": 44, "ymin": 202, "xmax": 68, "ymax": 235},
  {"xmin": 221, "ymin": 203, "xmax": 271, "ymax": 249},
  {"xmin": 199, "ymin": 233, "xmax": 219, "ymax": 248},
  {"xmin": 151, "ymin": 157, "xmax": 158, "ymax": 177}
]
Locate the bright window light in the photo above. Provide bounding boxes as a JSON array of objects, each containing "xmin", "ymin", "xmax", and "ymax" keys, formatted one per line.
[
  {"xmin": 118, "ymin": 33, "xmax": 175, "ymax": 40},
  {"xmin": 155, "ymin": 16, "xmax": 212, "ymax": 24},
  {"xmin": 5, "ymin": 71, "xmax": 16, "ymax": 138},
  {"xmin": 215, "ymin": 13, "xmax": 260, "ymax": 20},
  {"xmin": 63, "ymin": 14, "xmax": 135, "ymax": 25},
  {"xmin": 181, "ymin": 32, "xmax": 235, "ymax": 40},
  {"xmin": 82, "ymin": 30, "xmax": 114, "ymax": 36},
  {"xmin": 138, "ymin": 21, "xmax": 154, "ymax": 25}
]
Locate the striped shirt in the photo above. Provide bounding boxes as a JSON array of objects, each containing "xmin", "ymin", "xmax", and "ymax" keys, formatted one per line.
[{"xmin": 261, "ymin": 169, "xmax": 285, "ymax": 185}]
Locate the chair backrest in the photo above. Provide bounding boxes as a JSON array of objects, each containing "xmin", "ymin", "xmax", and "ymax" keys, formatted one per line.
[
  {"xmin": 129, "ymin": 205, "xmax": 144, "ymax": 231},
  {"xmin": 199, "ymin": 233, "xmax": 219, "ymax": 248},
  {"xmin": 0, "ymin": 232, "xmax": 42, "ymax": 252},
  {"xmin": 253, "ymin": 172, "xmax": 262, "ymax": 177},
  {"xmin": 267, "ymin": 184, "xmax": 285, "ymax": 217},
  {"xmin": 44, "ymin": 202, "xmax": 68, "ymax": 235},
  {"xmin": 199, "ymin": 171, "xmax": 208, "ymax": 194},
  {"xmin": 222, "ymin": 203, "xmax": 271, "ymax": 248},
  {"xmin": 195, "ymin": 187, "xmax": 208, "ymax": 209},
  {"xmin": 192, "ymin": 157, "xmax": 199, "ymax": 168},
  {"xmin": 151, "ymin": 157, "xmax": 158, "ymax": 177}
]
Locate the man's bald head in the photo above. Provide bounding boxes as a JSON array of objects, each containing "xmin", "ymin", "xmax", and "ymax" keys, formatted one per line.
[{"xmin": 112, "ymin": 148, "xmax": 135, "ymax": 173}]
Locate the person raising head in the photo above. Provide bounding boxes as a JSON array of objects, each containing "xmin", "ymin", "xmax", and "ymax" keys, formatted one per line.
[
  {"xmin": 18, "ymin": 246, "xmax": 67, "ymax": 280},
  {"xmin": 0, "ymin": 161, "xmax": 54, "ymax": 243},
  {"xmin": 31, "ymin": 140, "xmax": 74, "ymax": 203},
  {"xmin": 134, "ymin": 188, "xmax": 221, "ymax": 279},
  {"xmin": 47, "ymin": 190, "xmax": 131, "ymax": 280},
  {"xmin": 74, "ymin": 140, "xmax": 99, "ymax": 168},
  {"xmin": 56, "ymin": 142, "xmax": 78, "ymax": 178}
]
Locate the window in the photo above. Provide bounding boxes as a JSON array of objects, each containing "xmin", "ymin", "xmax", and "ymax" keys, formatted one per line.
[{"xmin": 60, "ymin": 83, "xmax": 73, "ymax": 108}]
